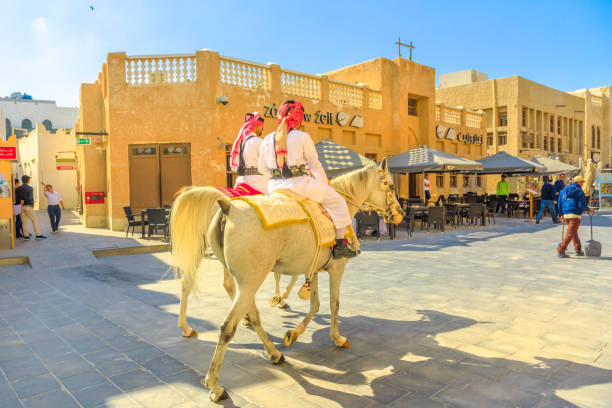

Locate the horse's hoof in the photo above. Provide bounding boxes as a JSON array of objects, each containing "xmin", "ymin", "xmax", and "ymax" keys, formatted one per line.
[
  {"xmin": 272, "ymin": 353, "xmax": 285, "ymax": 365},
  {"xmin": 278, "ymin": 302, "xmax": 288, "ymax": 309},
  {"xmin": 241, "ymin": 317, "xmax": 251, "ymax": 327},
  {"xmin": 270, "ymin": 296, "xmax": 281, "ymax": 307},
  {"xmin": 284, "ymin": 330, "xmax": 298, "ymax": 347},
  {"xmin": 182, "ymin": 328, "xmax": 197, "ymax": 338},
  {"xmin": 335, "ymin": 338, "xmax": 351, "ymax": 348},
  {"xmin": 209, "ymin": 389, "xmax": 229, "ymax": 402}
]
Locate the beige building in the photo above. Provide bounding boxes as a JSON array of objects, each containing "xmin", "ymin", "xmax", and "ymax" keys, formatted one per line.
[
  {"xmin": 16, "ymin": 123, "xmax": 78, "ymax": 209},
  {"xmin": 436, "ymin": 71, "xmax": 611, "ymax": 171},
  {"xmin": 75, "ymin": 50, "xmax": 487, "ymax": 230}
]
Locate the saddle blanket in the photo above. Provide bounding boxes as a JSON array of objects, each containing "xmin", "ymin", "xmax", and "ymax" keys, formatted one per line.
[
  {"xmin": 233, "ymin": 189, "xmax": 336, "ymax": 249},
  {"xmin": 216, "ymin": 183, "xmax": 262, "ymax": 198}
]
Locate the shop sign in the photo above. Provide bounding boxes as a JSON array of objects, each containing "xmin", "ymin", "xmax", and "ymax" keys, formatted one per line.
[
  {"xmin": 76, "ymin": 137, "xmax": 91, "ymax": 145},
  {"xmin": 435, "ymin": 125, "xmax": 483, "ymax": 145},
  {"xmin": 56, "ymin": 165, "xmax": 76, "ymax": 170},
  {"xmin": 0, "ymin": 146, "xmax": 17, "ymax": 160},
  {"xmin": 263, "ymin": 104, "xmax": 364, "ymax": 128}
]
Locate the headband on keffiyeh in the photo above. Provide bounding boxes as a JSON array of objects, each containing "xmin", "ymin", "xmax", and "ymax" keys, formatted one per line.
[
  {"xmin": 274, "ymin": 100, "xmax": 304, "ymax": 169},
  {"xmin": 230, "ymin": 112, "xmax": 264, "ymax": 170}
]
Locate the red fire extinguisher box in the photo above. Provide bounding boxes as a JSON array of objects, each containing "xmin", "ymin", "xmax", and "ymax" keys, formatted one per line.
[{"xmin": 85, "ymin": 192, "xmax": 105, "ymax": 204}]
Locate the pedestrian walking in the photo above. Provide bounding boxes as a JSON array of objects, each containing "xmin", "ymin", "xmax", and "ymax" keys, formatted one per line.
[
  {"xmin": 496, "ymin": 175, "xmax": 509, "ymax": 214},
  {"xmin": 15, "ymin": 175, "xmax": 46, "ymax": 240},
  {"xmin": 13, "ymin": 178, "xmax": 23, "ymax": 238},
  {"xmin": 41, "ymin": 182, "xmax": 65, "ymax": 233},
  {"xmin": 557, "ymin": 175, "xmax": 593, "ymax": 258},
  {"xmin": 535, "ymin": 176, "xmax": 559, "ymax": 224},
  {"xmin": 554, "ymin": 174, "xmax": 566, "ymax": 200},
  {"xmin": 423, "ymin": 174, "xmax": 431, "ymax": 202}
]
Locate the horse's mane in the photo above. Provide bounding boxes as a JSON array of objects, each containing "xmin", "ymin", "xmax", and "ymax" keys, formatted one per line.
[{"xmin": 331, "ymin": 163, "xmax": 376, "ymax": 200}]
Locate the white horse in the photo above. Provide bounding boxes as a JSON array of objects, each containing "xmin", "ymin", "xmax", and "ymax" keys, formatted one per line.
[{"xmin": 170, "ymin": 159, "xmax": 402, "ymax": 402}]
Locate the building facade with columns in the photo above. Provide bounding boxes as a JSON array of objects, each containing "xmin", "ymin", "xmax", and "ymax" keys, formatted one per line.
[
  {"xmin": 76, "ymin": 49, "xmax": 486, "ymax": 230},
  {"xmin": 436, "ymin": 71, "xmax": 611, "ymax": 170}
]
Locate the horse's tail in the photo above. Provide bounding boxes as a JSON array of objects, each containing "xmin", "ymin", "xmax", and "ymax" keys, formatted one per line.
[{"xmin": 170, "ymin": 186, "xmax": 231, "ymax": 293}]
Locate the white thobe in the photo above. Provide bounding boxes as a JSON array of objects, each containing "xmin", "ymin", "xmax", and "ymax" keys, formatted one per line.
[
  {"xmin": 258, "ymin": 130, "xmax": 351, "ymax": 229},
  {"xmin": 232, "ymin": 135, "xmax": 269, "ymax": 194}
]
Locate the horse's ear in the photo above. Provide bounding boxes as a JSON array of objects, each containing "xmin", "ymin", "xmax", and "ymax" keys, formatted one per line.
[{"xmin": 379, "ymin": 157, "xmax": 388, "ymax": 172}]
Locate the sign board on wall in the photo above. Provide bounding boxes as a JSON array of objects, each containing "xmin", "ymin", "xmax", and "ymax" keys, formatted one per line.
[
  {"xmin": 263, "ymin": 104, "xmax": 364, "ymax": 128},
  {"xmin": 435, "ymin": 125, "xmax": 483, "ymax": 145},
  {"xmin": 76, "ymin": 137, "xmax": 91, "ymax": 145},
  {"xmin": 0, "ymin": 147, "xmax": 17, "ymax": 160},
  {"xmin": 56, "ymin": 158, "xmax": 76, "ymax": 170}
]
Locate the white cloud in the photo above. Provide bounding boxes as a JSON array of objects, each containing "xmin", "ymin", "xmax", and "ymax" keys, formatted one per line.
[{"xmin": 32, "ymin": 17, "xmax": 47, "ymax": 31}]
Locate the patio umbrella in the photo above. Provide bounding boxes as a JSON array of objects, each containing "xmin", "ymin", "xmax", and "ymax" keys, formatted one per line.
[
  {"xmin": 315, "ymin": 139, "xmax": 372, "ymax": 177},
  {"xmin": 387, "ymin": 145, "xmax": 483, "ymax": 174},
  {"xmin": 477, "ymin": 151, "xmax": 546, "ymax": 175},
  {"xmin": 530, "ymin": 156, "xmax": 579, "ymax": 175}
]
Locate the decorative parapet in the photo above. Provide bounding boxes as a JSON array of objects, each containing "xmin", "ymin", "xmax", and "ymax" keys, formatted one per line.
[
  {"xmin": 280, "ymin": 69, "xmax": 321, "ymax": 99},
  {"xmin": 219, "ymin": 56, "xmax": 271, "ymax": 90},
  {"xmin": 368, "ymin": 90, "xmax": 382, "ymax": 110},
  {"xmin": 329, "ymin": 79, "xmax": 363, "ymax": 108},
  {"xmin": 125, "ymin": 54, "xmax": 196, "ymax": 85},
  {"xmin": 465, "ymin": 111, "xmax": 483, "ymax": 129},
  {"xmin": 443, "ymin": 106, "xmax": 462, "ymax": 125}
]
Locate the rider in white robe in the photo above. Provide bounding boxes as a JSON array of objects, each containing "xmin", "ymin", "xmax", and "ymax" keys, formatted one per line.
[
  {"xmin": 258, "ymin": 100, "xmax": 357, "ymax": 259},
  {"xmin": 230, "ymin": 113, "xmax": 269, "ymax": 194}
]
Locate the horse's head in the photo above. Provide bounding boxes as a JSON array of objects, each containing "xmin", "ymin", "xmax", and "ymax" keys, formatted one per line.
[{"xmin": 365, "ymin": 158, "xmax": 404, "ymax": 224}]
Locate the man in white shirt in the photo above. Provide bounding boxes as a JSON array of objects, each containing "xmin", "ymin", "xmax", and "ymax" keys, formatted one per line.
[
  {"xmin": 41, "ymin": 182, "xmax": 65, "ymax": 233},
  {"xmin": 230, "ymin": 112, "xmax": 268, "ymax": 194},
  {"xmin": 258, "ymin": 99, "xmax": 356, "ymax": 259},
  {"xmin": 423, "ymin": 174, "xmax": 431, "ymax": 201}
]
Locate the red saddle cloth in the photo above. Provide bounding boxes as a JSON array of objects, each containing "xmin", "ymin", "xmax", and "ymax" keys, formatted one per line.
[{"xmin": 215, "ymin": 183, "xmax": 262, "ymax": 198}]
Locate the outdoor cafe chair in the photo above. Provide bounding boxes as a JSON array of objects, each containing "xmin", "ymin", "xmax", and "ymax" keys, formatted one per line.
[
  {"xmin": 395, "ymin": 207, "xmax": 415, "ymax": 238},
  {"xmin": 146, "ymin": 208, "xmax": 169, "ymax": 240},
  {"xmin": 356, "ymin": 211, "xmax": 380, "ymax": 239},
  {"xmin": 467, "ymin": 203, "xmax": 484, "ymax": 225},
  {"xmin": 123, "ymin": 206, "xmax": 147, "ymax": 238},
  {"xmin": 444, "ymin": 203, "xmax": 458, "ymax": 229},
  {"xmin": 486, "ymin": 200, "xmax": 498, "ymax": 224},
  {"xmin": 424, "ymin": 206, "xmax": 445, "ymax": 231}
]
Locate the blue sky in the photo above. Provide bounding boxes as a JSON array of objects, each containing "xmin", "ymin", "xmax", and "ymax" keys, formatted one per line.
[{"xmin": 2, "ymin": 0, "xmax": 611, "ymax": 107}]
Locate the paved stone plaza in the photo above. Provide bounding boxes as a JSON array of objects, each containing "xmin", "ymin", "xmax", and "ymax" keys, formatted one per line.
[{"xmin": 1, "ymin": 211, "xmax": 611, "ymax": 407}]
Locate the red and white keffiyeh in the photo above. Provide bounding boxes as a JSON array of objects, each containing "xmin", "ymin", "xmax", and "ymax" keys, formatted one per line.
[
  {"xmin": 230, "ymin": 112, "xmax": 264, "ymax": 171},
  {"xmin": 275, "ymin": 100, "xmax": 304, "ymax": 169}
]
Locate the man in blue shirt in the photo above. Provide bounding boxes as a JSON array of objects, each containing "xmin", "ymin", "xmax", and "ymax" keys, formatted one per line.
[
  {"xmin": 557, "ymin": 175, "xmax": 594, "ymax": 258},
  {"xmin": 553, "ymin": 174, "xmax": 566, "ymax": 200},
  {"xmin": 536, "ymin": 176, "xmax": 559, "ymax": 224}
]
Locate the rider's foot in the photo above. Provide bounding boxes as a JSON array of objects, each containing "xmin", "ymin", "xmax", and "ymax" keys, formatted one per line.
[{"xmin": 332, "ymin": 239, "xmax": 358, "ymax": 259}]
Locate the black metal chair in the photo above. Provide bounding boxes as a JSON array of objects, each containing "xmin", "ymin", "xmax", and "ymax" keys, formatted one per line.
[
  {"xmin": 424, "ymin": 206, "xmax": 445, "ymax": 231},
  {"xmin": 123, "ymin": 206, "xmax": 147, "ymax": 237},
  {"xmin": 435, "ymin": 195, "xmax": 447, "ymax": 206},
  {"xmin": 486, "ymin": 200, "xmax": 498, "ymax": 224},
  {"xmin": 395, "ymin": 207, "xmax": 415, "ymax": 238},
  {"xmin": 357, "ymin": 211, "xmax": 380, "ymax": 239},
  {"xmin": 146, "ymin": 208, "xmax": 169, "ymax": 240},
  {"xmin": 444, "ymin": 203, "xmax": 458, "ymax": 229},
  {"xmin": 467, "ymin": 203, "xmax": 484, "ymax": 225}
]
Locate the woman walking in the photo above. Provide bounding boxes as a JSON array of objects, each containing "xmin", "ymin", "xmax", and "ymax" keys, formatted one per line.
[{"xmin": 41, "ymin": 182, "xmax": 65, "ymax": 233}]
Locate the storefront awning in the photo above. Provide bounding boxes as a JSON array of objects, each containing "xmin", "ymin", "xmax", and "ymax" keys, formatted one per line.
[
  {"xmin": 315, "ymin": 139, "xmax": 372, "ymax": 177},
  {"xmin": 530, "ymin": 156, "xmax": 579, "ymax": 175},
  {"xmin": 387, "ymin": 145, "xmax": 483, "ymax": 174},
  {"xmin": 476, "ymin": 151, "xmax": 546, "ymax": 175}
]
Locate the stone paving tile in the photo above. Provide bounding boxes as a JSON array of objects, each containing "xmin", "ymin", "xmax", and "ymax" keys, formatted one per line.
[
  {"xmin": 46, "ymin": 353, "xmax": 94, "ymax": 378},
  {"xmin": 105, "ymin": 334, "xmax": 149, "ymax": 352},
  {"xmin": 123, "ymin": 344, "xmax": 167, "ymax": 363},
  {"xmin": 141, "ymin": 354, "xmax": 188, "ymax": 378},
  {"xmin": 0, "ymin": 344, "xmax": 33, "ymax": 364},
  {"xmin": 61, "ymin": 370, "xmax": 108, "ymax": 392},
  {"xmin": 110, "ymin": 369, "xmax": 160, "ymax": 391},
  {"xmin": 73, "ymin": 382, "xmax": 124, "ymax": 408},
  {"xmin": 0, "ymin": 357, "xmax": 48, "ymax": 382},
  {"xmin": 21, "ymin": 388, "xmax": 79, "ymax": 408},
  {"xmin": 128, "ymin": 383, "xmax": 190, "ymax": 408},
  {"xmin": 386, "ymin": 392, "xmax": 448, "ymax": 408},
  {"xmin": 12, "ymin": 373, "xmax": 61, "ymax": 399},
  {"xmin": 0, "ymin": 381, "xmax": 17, "ymax": 402}
]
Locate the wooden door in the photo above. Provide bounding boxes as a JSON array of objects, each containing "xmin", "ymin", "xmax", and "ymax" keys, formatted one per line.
[
  {"xmin": 160, "ymin": 143, "xmax": 191, "ymax": 207},
  {"xmin": 409, "ymin": 173, "xmax": 418, "ymax": 197},
  {"xmin": 129, "ymin": 144, "xmax": 160, "ymax": 210}
]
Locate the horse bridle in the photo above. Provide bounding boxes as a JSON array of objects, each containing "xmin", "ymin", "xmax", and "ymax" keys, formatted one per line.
[{"xmin": 337, "ymin": 168, "xmax": 404, "ymax": 224}]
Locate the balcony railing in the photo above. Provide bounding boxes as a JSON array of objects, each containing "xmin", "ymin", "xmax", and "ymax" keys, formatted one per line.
[
  {"xmin": 125, "ymin": 54, "xmax": 196, "ymax": 85},
  {"xmin": 220, "ymin": 56, "xmax": 271, "ymax": 90},
  {"xmin": 329, "ymin": 79, "xmax": 363, "ymax": 108},
  {"xmin": 280, "ymin": 70, "xmax": 321, "ymax": 99}
]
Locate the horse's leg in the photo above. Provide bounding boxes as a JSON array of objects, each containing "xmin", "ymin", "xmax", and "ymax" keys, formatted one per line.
[
  {"xmin": 328, "ymin": 262, "xmax": 350, "ymax": 348},
  {"xmin": 177, "ymin": 280, "xmax": 197, "ymax": 338},
  {"xmin": 222, "ymin": 267, "xmax": 236, "ymax": 301},
  {"xmin": 204, "ymin": 271, "xmax": 278, "ymax": 402},
  {"xmin": 270, "ymin": 272, "xmax": 282, "ymax": 307},
  {"xmin": 245, "ymin": 301, "xmax": 283, "ymax": 362},
  {"xmin": 284, "ymin": 273, "xmax": 319, "ymax": 347},
  {"xmin": 278, "ymin": 275, "xmax": 299, "ymax": 309}
]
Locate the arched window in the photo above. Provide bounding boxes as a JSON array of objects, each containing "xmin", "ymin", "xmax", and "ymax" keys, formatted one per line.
[
  {"xmin": 597, "ymin": 127, "xmax": 601, "ymax": 149},
  {"xmin": 21, "ymin": 119, "xmax": 32, "ymax": 130},
  {"xmin": 5, "ymin": 118, "xmax": 11, "ymax": 137},
  {"xmin": 42, "ymin": 119, "xmax": 52, "ymax": 130}
]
